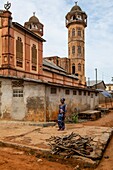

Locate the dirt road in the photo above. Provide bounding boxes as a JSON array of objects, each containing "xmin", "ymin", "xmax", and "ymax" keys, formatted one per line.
[
  {"xmin": 0, "ymin": 110, "xmax": 113, "ymax": 170},
  {"xmin": 0, "ymin": 147, "xmax": 73, "ymax": 170},
  {"xmin": 83, "ymin": 110, "xmax": 113, "ymax": 170}
]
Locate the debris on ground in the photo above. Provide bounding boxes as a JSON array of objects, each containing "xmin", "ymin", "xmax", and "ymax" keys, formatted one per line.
[{"xmin": 47, "ymin": 132, "xmax": 93, "ymax": 158}]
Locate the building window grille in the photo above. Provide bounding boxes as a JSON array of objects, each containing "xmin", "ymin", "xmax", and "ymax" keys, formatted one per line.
[
  {"xmin": 65, "ymin": 89, "xmax": 70, "ymax": 95},
  {"xmin": 13, "ymin": 89, "xmax": 23, "ymax": 97},
  {"xmin": 51, "ymin": 87, "xmax": 57, "ymax": 94},
  {"xmin": 16, "ymin": 37, "xmax": 23, "ymax": 67},
  {"xmin": 12, "ymin": 80, "xmax": 24, "ymax": 87},
  {"xmin": 31, "ymin": 44, "xmax": 37, "ymax": 71}
]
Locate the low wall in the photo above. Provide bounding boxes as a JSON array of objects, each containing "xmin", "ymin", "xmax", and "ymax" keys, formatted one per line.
[{"xmin": 0, "ymin": 78, "xmax": 99, "ymax": 121}]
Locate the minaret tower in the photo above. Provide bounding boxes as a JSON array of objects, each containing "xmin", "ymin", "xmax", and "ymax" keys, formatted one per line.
[{"xmin": 65, "ymin": 2, "xmax": 87, "ymax": 85}]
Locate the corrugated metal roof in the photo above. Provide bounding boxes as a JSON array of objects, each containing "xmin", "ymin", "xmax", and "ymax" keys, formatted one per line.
[
  {"xmin": 43, "ymin": 59, "xmax": 66, "ymax": 72},
  {"xmin": 43, "ymin": 59, "xmax": 79, "ymax": 80},
  {"xmin": 97, "ymin": 89, "xmax": 112, "ymax": 98}
]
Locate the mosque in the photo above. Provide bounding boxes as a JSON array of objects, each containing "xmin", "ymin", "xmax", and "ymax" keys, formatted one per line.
[{"xmin": 0, "ymin": 2, "xmax": 98, "ymax": 121}]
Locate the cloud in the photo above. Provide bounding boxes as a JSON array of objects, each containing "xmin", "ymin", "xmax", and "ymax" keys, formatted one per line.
[
  {"xmin": 0, "ymin": 0, "xmax": 113, "ymax": 83},
  {"xmin": 84, "ymin": 0, "xmax": 113, "ymax": 83}
]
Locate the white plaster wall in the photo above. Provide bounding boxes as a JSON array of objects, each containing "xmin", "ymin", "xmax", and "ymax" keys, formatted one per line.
[
  {"xmin": 45, "ymin": 87, "xmax": 99, "ymax": 121},
  {"xmin": 0, "ymin": 29, "xmax": 2, "ymax": 67},
  {"xmin": 0, "ymin": 79, "xmax": 12, "ymax": 118},
  {"xmin": 0, "ymin": 78, "xmax": 99, "ymax": 121},
  {"xmin": 24, "ymin": 82, "xmax": 46, "ymax": 121}
]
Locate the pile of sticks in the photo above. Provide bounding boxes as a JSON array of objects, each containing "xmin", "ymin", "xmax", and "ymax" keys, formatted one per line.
[{"xmin": 47, "ymin": 132, "xmax": 93, "ymax": 158}]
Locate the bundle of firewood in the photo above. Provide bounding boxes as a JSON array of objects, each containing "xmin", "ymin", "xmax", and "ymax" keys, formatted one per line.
[{"xmin": 47, "ymin": 132, "xmax": 93, "ymax": 158}]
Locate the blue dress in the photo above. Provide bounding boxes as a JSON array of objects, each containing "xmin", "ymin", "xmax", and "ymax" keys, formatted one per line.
[
  {"xmin": 58, "ymin": 104, "xmax": 67, "ymax": 130},
  {"xmin": 58, "ymin": 113, "xmax": 63, "ymax": 129}
]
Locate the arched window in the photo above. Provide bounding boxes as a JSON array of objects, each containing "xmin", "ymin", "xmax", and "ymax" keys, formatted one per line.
[
  {"xmin": 78, "ymin": 46, "xmax": 81, "ymax": 54},
  {"xmin": 78, "ymin": 63, "xmax": 81, "ymax": 71},
  {"xmin": 78, "ymin": 28, "xmax": 81, "ymax": 36},
  {"xmin": 30, "ymin": 24, "xmax": 32, "ymax": 29},
  {"xmin": 72, "ymin": 64, "xmax": 75, "ymax": 74},
  {"xmin": 72, "ymin": 46, "xmax": 75, "ymax": 54},
  {"xmin": 73, "ymin": 15, "xmax": 76, "ymax": 20},
  {"xmin": 31, "ymin": 44, "xmax": 37, "ymax": 71},
  {"xmin": 16, "ymin": 37, "xmax": 23, "ymax": 67},
  {"xmin": 72, "ymin": 28, "xmax": 75, "ymax": 37}
]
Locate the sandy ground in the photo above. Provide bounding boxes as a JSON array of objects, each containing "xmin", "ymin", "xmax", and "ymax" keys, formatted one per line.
[{"xmin": 0, "ymin": 109, "xmax": 113, "ymax": 170}]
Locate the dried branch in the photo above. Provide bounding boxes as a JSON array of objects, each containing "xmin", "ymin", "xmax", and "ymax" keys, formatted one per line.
[{"xmin": 47, "ymin": 132, "xmax": 93, "ymax": 158}]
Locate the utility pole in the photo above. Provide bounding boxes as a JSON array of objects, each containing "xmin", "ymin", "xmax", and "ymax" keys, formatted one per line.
[
  {"xmin": 88, "ymin": 77, "xmax": 90, "ymax": 87},
  {"xmin": 95, "ymin": 68, "xmax": 97, "ymax": 89}
]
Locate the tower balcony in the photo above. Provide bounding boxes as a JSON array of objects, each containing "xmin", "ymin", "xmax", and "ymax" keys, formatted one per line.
[{"xmin": 66, "ymin": 19, "xmax": 87, "ymax": 28}]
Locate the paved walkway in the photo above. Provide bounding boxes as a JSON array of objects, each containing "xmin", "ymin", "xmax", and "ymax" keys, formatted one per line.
[{"xmin": 0, "ymin": 120, "xmax": 112, "ymax": 168}]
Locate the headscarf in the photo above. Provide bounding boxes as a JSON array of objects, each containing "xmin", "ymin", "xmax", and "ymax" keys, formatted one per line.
[{"xmin": 60, "ymin": 98, "xmax": 65, "ymax": 102}]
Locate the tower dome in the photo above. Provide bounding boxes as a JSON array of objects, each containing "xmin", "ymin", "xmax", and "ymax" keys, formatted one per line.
[
  {"xmin": 65, "ymin": 2, "xmax": 87, "ymax": 28},
  {"xmin": 24, "ymin": 12, "xmax": 43, "ymax": 37},
  {"xmin": 29, "ymin": 14, "xmax": 39, "ymax": 23},
  {"xmin": 71, "ymin": 4, "xmax": 82, "ymax": 12}
]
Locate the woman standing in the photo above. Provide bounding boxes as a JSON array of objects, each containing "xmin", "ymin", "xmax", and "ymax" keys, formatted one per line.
[{"xmin": 58, "ymin": 98, "xmax": 67, "ymax": 130}]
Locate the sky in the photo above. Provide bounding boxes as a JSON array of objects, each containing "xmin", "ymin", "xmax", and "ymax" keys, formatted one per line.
[{"xmin": 0, "ymin": 0, "xmax": 113, "ymax": 84}]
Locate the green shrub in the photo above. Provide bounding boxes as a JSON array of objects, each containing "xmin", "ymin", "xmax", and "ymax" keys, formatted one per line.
[{"xmin": 72, "ymin": 114, "xmax": 78, "ymax": 123}]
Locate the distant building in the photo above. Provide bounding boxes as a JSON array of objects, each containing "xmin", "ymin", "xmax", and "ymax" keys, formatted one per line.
[
  {"xmin": 87, "ymin": 80, "xmax": 106, "ymax": 90},
  {"xmin": 106, "ymin": 84, "xmax": 113, "ymax": 97},
  {"xmin": 86, "ymin": 80, "xmax": 113, "ymax": 104}
]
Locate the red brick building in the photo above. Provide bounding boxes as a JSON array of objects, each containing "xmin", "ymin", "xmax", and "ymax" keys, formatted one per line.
[{"xmin": 0, "ymin": 2, "xmax": 88, "ymax": 88}]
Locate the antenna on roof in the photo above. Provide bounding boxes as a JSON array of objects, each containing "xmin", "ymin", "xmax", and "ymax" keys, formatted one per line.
[
  {"xmin": 75, "ymin": 1, "xmax": 78, "ymax": 6},
  {"xmin": 33, "ymin": 12, "xmax": 35, "ymax": 16}
]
